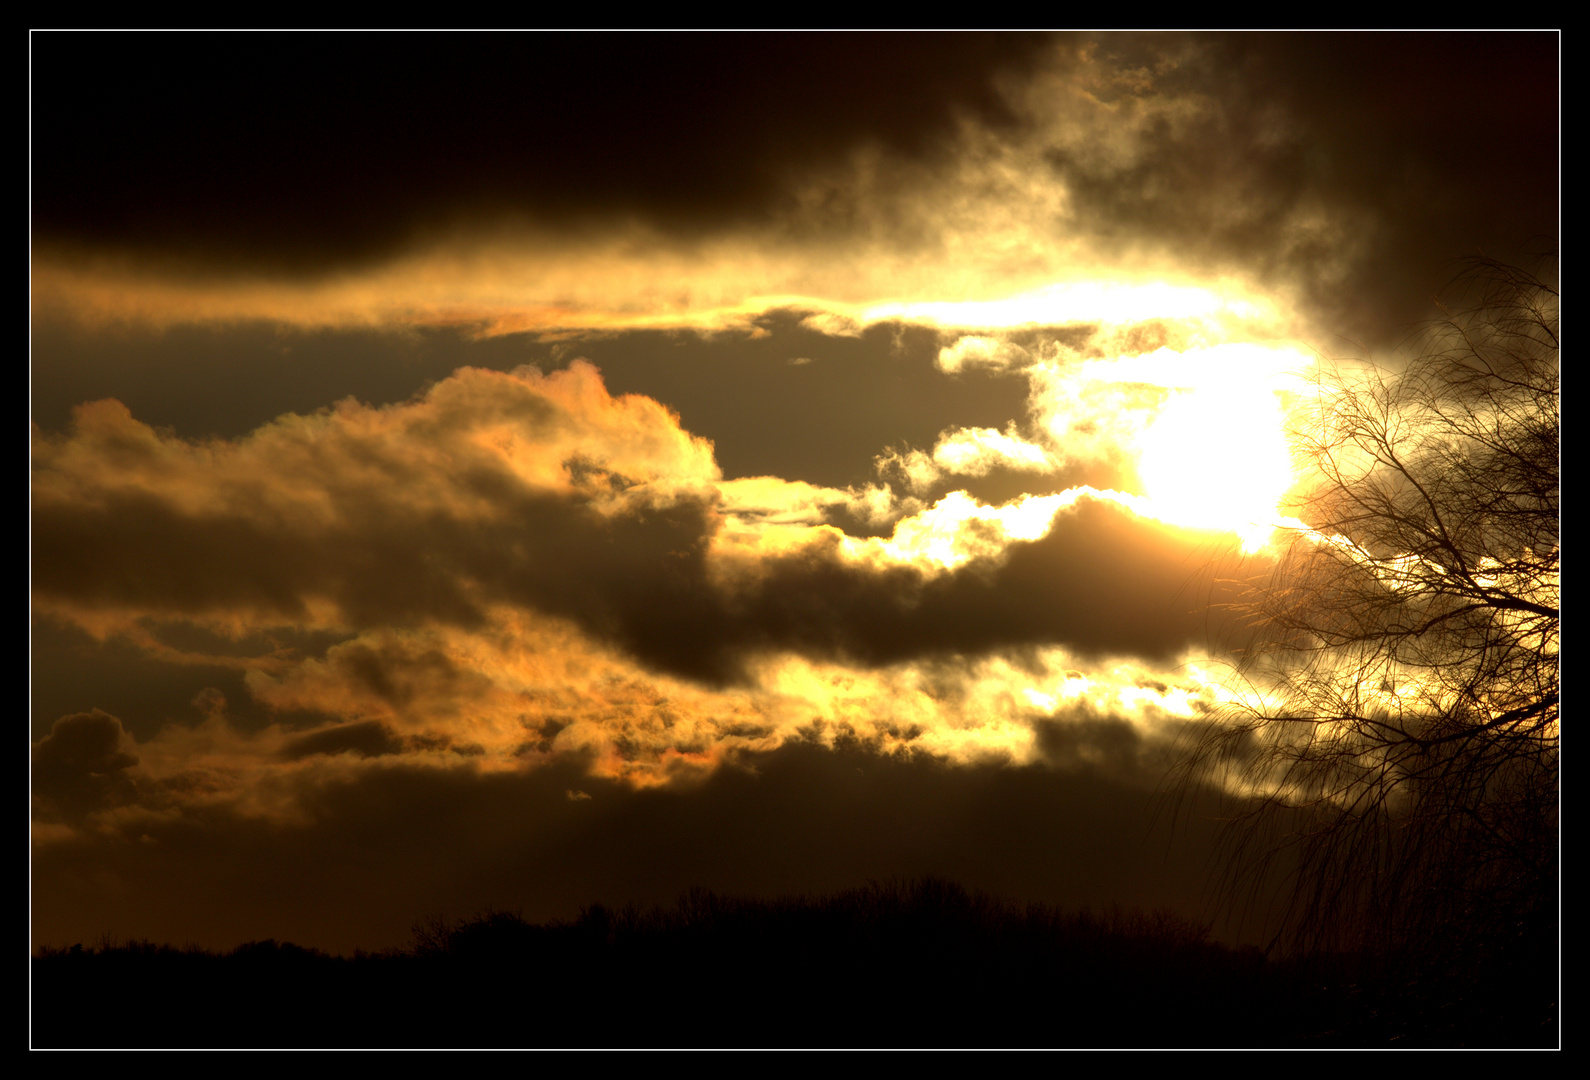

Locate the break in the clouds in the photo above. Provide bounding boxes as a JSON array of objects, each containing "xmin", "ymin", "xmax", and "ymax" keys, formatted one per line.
[{"xmin": 32, "ymin": 32, "xmax": 1556, "ymax": 956}]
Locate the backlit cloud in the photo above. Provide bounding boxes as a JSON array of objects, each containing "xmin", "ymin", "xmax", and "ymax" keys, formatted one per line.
[{"xmin": 34, "ymin": 356, "xmax": 1260, "ymax": 832}]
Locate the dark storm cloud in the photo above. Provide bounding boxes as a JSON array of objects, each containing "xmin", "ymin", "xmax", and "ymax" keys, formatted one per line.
[
  {"xmin": 33, "ymin": 34, "xmax": 1554, "ymax": 350},
  {"xmin": 33, "ymin": 710, "xmax": 141, "ymax": 823},
  {"xmin": 32, "ymin": 32, "xmax": 1053, "ymax": 273},
  {"xmin": 35, "ymin": 469, "xmax": 1241, "ymax": 685},
  {"xmin": 713, "ymin": 499, "xmax": 1248, "ymax": 673},
  {"xmin": 31, "ymin": 479, "xmax": 723, "ymax": 644},
  {"xmin": 1045, "ymin": 33, "xmax": 1557, "ymax": 345},
  {"xmin": 281, "ymin": 721, "xmax": 406, "ymax": 762}
]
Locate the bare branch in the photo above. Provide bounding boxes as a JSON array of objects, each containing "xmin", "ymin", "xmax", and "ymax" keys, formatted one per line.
[{"xmin": 1180, "ymin": 256, "xmax": 1559, "ymax": 958}]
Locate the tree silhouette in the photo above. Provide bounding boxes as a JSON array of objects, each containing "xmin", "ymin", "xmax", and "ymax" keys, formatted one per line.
[{"xmin": 1185, "ymin": 256, "xmax": 1559, "ymax": 959}]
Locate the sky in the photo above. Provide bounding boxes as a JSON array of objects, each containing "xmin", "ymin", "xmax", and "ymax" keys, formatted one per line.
[{"xmin": 31, "ymin": 32, "xmax": 1559, "ymax": 955}]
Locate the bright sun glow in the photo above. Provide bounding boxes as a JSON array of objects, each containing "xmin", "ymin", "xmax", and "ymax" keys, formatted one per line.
[{"xmin": 1136, "ymin": 384, "xmax": 1296, "ymax": 552}]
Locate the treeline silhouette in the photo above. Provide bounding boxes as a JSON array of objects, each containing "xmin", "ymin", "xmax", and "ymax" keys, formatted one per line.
[{"xmin": 32, "ymin": 877, "xmax": 1554, "ymax": 1048}]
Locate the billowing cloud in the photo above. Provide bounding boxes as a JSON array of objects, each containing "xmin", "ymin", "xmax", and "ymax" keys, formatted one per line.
[
  {"xmin": 932, "ymin": 426, "xmax": 1052, "ymax": 477},
  {"xmin": 34, "ymin": 363, "xmax": 717, "ymax": 632},
  {"xmin": 937, "ymin": 336, "xmax": 1031, "ymax": 374},
  {"xmin": 33, "ymin": 357, "xmax": 1260, "ymax": 836},
  {"xmin": 36, "ymin": 359, "xmax": 1259, "ymax": 672},
  {"xmin": 32, "ymin": 710, "xmax": 142, "ymax": 826},
  {"xmin": 35, "ymin": 623, "xmax": 1231, "ymax": 837}
]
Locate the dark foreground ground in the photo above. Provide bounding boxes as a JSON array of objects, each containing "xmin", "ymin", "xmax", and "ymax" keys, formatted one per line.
[{"xmin": 31, "ymin": 878, "xmax": 1557, "ymax": 1049}]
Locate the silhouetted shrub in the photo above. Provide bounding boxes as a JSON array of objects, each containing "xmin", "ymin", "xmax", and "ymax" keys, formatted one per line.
[{"xmin": 32, "ymin": 876, "xmax": 1555, "ymax": 1048}]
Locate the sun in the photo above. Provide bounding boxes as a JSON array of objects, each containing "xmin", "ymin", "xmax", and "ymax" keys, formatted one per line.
[{"xmin": 1135, "ymin": 384, "xmax": 1296, "ymax": 552}]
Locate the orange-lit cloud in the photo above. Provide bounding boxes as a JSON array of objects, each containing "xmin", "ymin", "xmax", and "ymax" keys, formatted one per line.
[
  {"xmin": 34, "ymin": 357, "xmax": 1271, "ymax": 839},
  {"xmin": 35, "ymin": 609, "xmax": 1234, "ymax": 838}
]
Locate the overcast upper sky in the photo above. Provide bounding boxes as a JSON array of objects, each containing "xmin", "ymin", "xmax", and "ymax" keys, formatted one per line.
[{"xmin": 31, "ymin": 31, "xmax": 1558, "ymax": 955}]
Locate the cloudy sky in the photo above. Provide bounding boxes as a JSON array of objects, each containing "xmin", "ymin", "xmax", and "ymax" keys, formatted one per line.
[{"xmin": 31, "ymin": 32, "xmax": 1558, "ymax": 955}]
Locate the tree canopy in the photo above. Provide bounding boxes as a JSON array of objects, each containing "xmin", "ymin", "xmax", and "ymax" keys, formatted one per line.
[{"xmin": 1189, "ymin": 257, "xmax": 1559, "ymax": 957}]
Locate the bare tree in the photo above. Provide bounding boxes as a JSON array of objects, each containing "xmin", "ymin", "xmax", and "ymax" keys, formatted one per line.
[{"xmin": 1185, "ymin": 257, "xmax": 1558, "ymax": 957}]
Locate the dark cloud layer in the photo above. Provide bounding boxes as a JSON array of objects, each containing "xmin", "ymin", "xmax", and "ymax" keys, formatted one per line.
[
  {"xmin": 33, "ymin": 33, "xmax": 1051, "ymax": 271},
  {"xmin": 32, "ymin": 737, "xmax": 1254, "ymax": 956},
  {"xmin": 32, "ymin": 710, "xmax": 141, "ymax": 823},
  {"xmin": 1047, "ymin": 33, "xmax": 1557, "ymax": 343},
  {"xmin": 667, "ymin": 501, "xmax": 1246, "ymax": 682},
  {"xmin": 281, "ymin": 720, "xmax": 407, "ymax": 762},
  {"xmin": 34, "ymin": 33, "xmax": 1556, "ymax": 349}
]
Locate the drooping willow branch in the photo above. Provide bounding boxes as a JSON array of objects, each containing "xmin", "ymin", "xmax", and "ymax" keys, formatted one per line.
[{"xmin": 1178, "ymin": 256, "xmax": 1558, "ymax": 956}]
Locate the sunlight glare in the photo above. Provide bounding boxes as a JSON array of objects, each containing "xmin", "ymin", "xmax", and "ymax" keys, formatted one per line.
[{"xmin": 1136, "ymin": 385, "xmax": 1295, "ymax": 552}]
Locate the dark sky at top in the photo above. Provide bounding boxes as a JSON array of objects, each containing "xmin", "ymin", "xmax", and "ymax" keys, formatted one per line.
[
  {"xmin": 35, "ymin": 33, "xmax": 1557, "ymax": 340},
  {"xmin": 34, "ymin": 34, "xmax": 1049, "ymax": 267}
]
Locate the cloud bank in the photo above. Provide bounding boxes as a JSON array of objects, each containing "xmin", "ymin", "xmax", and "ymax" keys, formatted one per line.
[
  {"xmin": 34, "ymin": 34, "xmax": 1557, "ymax": 348},
  {"xmin": 35, "ymin": 359, "xmax": 1255, "ymax": 825}
]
